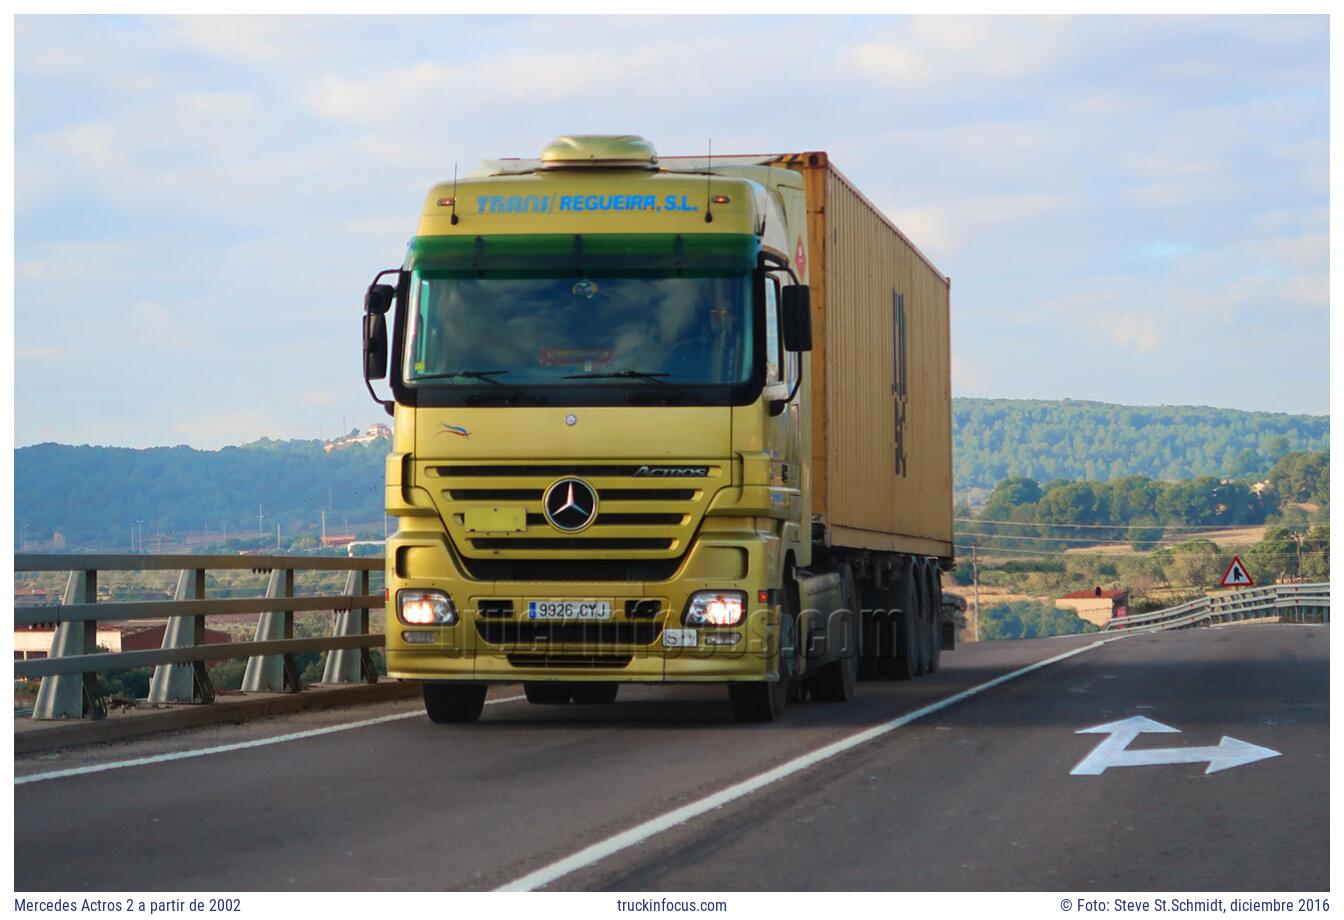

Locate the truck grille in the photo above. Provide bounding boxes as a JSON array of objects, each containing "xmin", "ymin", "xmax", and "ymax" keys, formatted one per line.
[
  {"xmin": 476, "ymin": 622, "xmax": 662, "ymax": 645},
  {"xmin": 423, "ymin": 460, "xmax": 725, "ymax": 568},
  {"xmin": 506, "ymin": 654, "xmax": 633, "ymax": 669},
  {"xmin": 456, "ymin": 557, "xmax": 682, "ymax": 582}
]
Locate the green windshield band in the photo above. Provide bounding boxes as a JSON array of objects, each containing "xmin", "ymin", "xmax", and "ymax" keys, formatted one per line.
[{"xmin": 406, "ymin": 233, "xmax": 760, "ymax": 277}]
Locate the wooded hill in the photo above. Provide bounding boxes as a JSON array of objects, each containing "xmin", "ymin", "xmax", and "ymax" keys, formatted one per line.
[
  {"xmin": 14, "ymin": 399, "xmax": 1331, "ymax": 547},
  {"xmin": 953, "ymin": 398, "xmax": 1328, "ymax": 489}
]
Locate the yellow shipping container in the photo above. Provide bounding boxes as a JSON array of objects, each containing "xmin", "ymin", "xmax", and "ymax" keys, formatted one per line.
[{"xmin": 779, "ymin": 153, "xmax": 953, "ymax": 561}]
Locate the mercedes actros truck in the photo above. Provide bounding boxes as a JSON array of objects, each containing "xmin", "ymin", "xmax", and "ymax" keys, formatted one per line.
[{"xmin": 361, "ymin": 135, "xmax": 954, "ymax": 723}]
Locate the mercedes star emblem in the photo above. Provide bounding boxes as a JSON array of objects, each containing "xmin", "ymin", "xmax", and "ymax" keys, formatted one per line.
[{"xmin": 542, "ymin": 478, "xmax": 598, "ymax": 532}]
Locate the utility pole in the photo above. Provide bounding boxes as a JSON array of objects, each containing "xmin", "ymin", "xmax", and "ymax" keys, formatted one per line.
[
  {"xmin": 276, "ymin": 522, "xmax": 281, "ymax": 550},
  {"xmin": 971, "ymin": 543, "xmax": 981, "ymax": 642},
  {"xmin": 321, "ymin": 510, "xmax": 327, "ymax": 545},
  {"xmin": 258, "ymin": 501, "xmax": 264, "ymax": 538}
]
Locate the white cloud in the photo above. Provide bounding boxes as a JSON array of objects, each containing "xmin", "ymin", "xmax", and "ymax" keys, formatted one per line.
[
  {"xmin": 1090, "ymin": 314, "xmax": 1161, "ymax": 354},
  {"xmin": 890, "ymin": 193, "xmax": 1071, "ymax": 256},
  {"xmin": 848, "ymin": 16, "xmax": 1074, "ymax": 87},
  {"xmin": 16, "ymin": 345, "xmax": 70, "ymax": 362}
]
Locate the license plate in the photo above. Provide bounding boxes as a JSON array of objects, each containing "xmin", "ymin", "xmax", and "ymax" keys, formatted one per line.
[
  {"xmin": 663, "ymin": 628, "xmax": 698, "ymax": 647},
  {"xmin": 527, "ymin": 600, "xmax": 612, "ymax": 621}
]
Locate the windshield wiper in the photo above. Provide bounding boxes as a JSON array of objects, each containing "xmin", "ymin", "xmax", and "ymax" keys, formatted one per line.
[
  {"xmin": 419, "ymin": 370, "xmax": 546, "ymax": 406},
  {"xmin": 563, "ymin": 370, "xmax": 706, "ymax": 405}
]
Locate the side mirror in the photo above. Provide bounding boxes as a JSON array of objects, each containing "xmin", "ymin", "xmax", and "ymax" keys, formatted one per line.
[
  {"xmin": 364, "ymin": 313, "xmax": 388, "ymax": 380},
  {"xmin": 365, "ymin": 283, "xmax": 395, "ymax": 316},
  {"xmin": 782, "ymin": 285, "xmax": 813, "ymax": 352}
]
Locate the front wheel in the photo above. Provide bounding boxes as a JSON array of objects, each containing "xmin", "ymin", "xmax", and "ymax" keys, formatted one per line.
[
  {"xmin": 524, "ymin": 682, "xmax": 573, "ymax": 704},
  {"xmin": 422, "ymin": 682, "xmax": 487, "ymax": 723},
  {"xmin": 728, "ymin": 677, "xmax": 787, "ymax": 723},
  {"xmin": 570, "ymin": 683, "xmax": 620, "ymax": 704},
  {"xmin": 729, "ymin": 595, "xmax": 795, "ymax": 723}
]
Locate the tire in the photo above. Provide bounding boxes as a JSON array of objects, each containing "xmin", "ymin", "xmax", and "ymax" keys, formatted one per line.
[
  {"xmin": 810, "ymin": 565, "xmax": 859, "ymax": 703},
  {"xmin": 570, "ymin": 682, "xmax": 619, "ymax": 704},
  {"xmin": 729, "ymin": 677, "xmax": 787, "ymax": 722},
  {"xmin": 729, "ymin": 593, "xmax": 795, "ymax": 723},
  {"xmin": 860, "ymin": 577, "xmax": 881, "ymax": 676},
  {"xmin": 887, "ymin": 569, "xmax": 919, "ymax": 680},
  {"xmin": 422, "ymin": 682, "xmax": 487, "ymax": 723},
  {"xmin": 524, "ymin": 682, "xmax": 573, "ymax": 704},
  {"xmin": 914, "ymin": 562, "xmax": 931, "ymax": 676},
  {"xmin": 925, "ymin": 563, "xmax": 943, "ymax": 674}
]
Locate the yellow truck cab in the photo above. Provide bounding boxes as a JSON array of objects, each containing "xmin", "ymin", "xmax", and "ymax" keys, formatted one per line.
[{"xmin": 362, "ymin": 135, "xmax": 954, "ymax": 723}]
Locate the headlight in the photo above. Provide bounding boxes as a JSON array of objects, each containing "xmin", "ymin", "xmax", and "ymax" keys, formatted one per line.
[
  {"xmin": 683, "ymin": 590, "xmax": 746, "ymax": 627},
  {"xmin": 397, "ymin": 589, "xmax": 457, "ymax": 626}
]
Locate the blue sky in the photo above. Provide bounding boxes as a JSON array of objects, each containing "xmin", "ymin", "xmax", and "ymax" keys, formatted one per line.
[{"xmin": 14, "ymin": 14, "xmax": 1330, "ymax": 448}]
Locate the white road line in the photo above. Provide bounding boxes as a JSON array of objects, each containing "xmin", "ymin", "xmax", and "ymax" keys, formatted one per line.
[
  {"xmin": 498, "ymin": 637, "xmax": 1122, "ymax": 891},
  {"xmin": 15, "ymin": 693, "xmax": 527, "ymax": 786}
]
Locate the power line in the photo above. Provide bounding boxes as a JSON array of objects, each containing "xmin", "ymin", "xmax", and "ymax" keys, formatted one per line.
[
  {"xmin": 958, "ymin": 530, "xmax": 1210, "ymax": 546},
  {"xmin": 957, "ymin": 517, "xmax": 1301, "ymax": 533},
  {"xmin": 956, "ymin": 530, "xmax": 1287, "ymax": 549},
  {"xmin": 953, "ymin": 543, "xmax": 1328, "ymax": 560}
]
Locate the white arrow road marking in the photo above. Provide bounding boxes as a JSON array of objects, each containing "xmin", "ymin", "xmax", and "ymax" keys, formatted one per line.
[{"xmin": 1071, "ymin": 715, "xmax": 1281, "ymax": 775}]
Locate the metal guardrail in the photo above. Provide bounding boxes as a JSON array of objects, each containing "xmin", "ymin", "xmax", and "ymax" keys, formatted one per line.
[
  {"xmin": 13, "ymin": 553, "xmax": 385, "ymax": 720},
  {"xmin": 1101, "ymin": 582, "xmax": 1330, "ymax": 632}
]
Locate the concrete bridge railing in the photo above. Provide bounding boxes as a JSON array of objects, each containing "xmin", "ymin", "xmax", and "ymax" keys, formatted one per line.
[
  {"xmin": 13, "ymin": 553, "xmax": 384, "ymax": 720},
  {"xmin": 1101, "ymin": 582, "xmax": 1329, "ymax": 633}
]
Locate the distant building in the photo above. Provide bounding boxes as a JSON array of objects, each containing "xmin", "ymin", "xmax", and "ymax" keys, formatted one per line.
[
  {"xmin": 14, "ymin": 587, "xmax": 50, "ymax": 606},
  {"xmin": 323, "ymin": 424, "xmax": 392, "ymax": 453},
  {"xmin": 15, "ymin": 622, "xmax": 231, "ymax": 663},
  {"xmin": 1057, "ymin": 587, "xmax": 1130, "ymax": 628},
  {"xmin": 321, "ymin": 534, "xmax": 356, "ymax": 549}
]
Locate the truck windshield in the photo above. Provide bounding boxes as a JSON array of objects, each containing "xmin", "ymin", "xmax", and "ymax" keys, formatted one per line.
[{"xmin": 404, "ymin": 273, "xmax": 754, "ymax": 388}]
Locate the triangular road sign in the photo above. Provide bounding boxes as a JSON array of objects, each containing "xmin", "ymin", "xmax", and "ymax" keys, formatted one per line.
[{"xmin": 1220, "ymin": 555, "xmax": 1254, "ymax": 588}]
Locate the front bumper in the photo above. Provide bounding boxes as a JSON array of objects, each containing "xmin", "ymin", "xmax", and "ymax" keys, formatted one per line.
[{"xmin": 385, "ymin": 525, "xmax": 783, "ymax": 684}]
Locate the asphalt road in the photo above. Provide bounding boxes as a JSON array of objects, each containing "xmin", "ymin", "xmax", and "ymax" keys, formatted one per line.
[{"xmin": 13, "ymin": 624, "xmax": 1327, "ymax": 892}]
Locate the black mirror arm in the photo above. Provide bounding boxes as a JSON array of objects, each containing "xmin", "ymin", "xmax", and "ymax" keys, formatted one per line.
[
  {"xmin": 769, "ymin": 360, "xmax": 805, "ymax": 417},
  {"xmin": 364, "ymin": 267, "xmax": 401, "ymax": 415},
  {"xmin": 759, "ymin": 251, "xmax": 800, "ymax": 285},
  {"xmin": 366, "ymin": 378, "xmax": 394, "ymax": 417}
]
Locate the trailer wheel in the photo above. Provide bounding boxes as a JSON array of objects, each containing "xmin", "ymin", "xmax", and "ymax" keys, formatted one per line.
[
  {"xmin": 925, "ymin": 563, "xmax": 943, "ymax": 674},
  {"xmin": 524, "ymin": 682, "xmax": 573, "ymax": 704},
  {"xmin": 570, "ymin": 683, "xmax": 619, "ymax": 704},
  {"xmin": 913, "ymin": 562, "xmax": 932, "ymax": 676},
  {"xmin": 885, "ymin": 568, "xmax": 918, "ymax": 681},
  {"xmin": 422, "ymin": 682, "xmax": 487, "ymax": 723},
  {"xmin": 810, "ymin": 565, "xmax": 858, "ymax": 702},
  {"xmin": 858, "ymin": 576, "xmax": 880, "ymax": 680}
]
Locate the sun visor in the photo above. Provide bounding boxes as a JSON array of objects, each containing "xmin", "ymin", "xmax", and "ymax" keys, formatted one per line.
[{"xmin": 406, "ymin": 233, "xmax": 760, "ymax": 277}]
